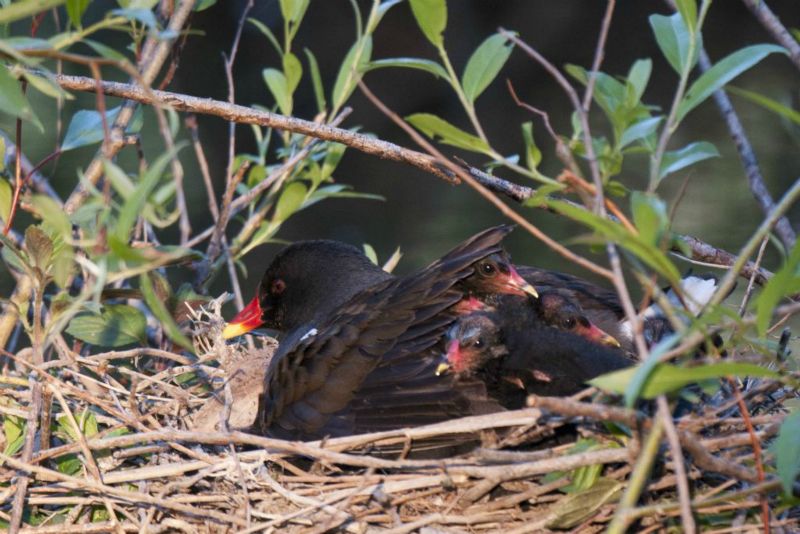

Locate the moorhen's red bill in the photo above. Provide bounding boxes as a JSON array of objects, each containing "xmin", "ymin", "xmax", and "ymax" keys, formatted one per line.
[
  {"xmin": 225, "ymin": 225, "xmax": 538, "ymax": 440},
  {"xmin": 438, "ymin": 311, "xmax": 632, "ymax": 407}
]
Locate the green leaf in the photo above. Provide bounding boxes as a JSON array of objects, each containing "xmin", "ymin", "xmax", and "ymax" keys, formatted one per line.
[
  {"xmin": 140, "ymin": 272, "xmax": 193, "ymax": 351},
  {"xmin": 409, "ymin": 0, "xmax": 447, "ymax": 48},
  {"xmin": 547, "ymin": 200, "xmax": 680, "ymax": 283},
  {"xmin": 676, "ymin": 44, "xmax": 787, "ymax": 123},
  {"xmin": 674, "ymin": 0, "xmax": 697, "ymax": 34},
  {"xmin": 619, "ymin": 116, "xmax": 662, "ymax": 149},
  {"xmin": 61, "ymin": 106, "xmax": 123, "ymax": 152},
  {"xmin": 3, "ymin": 414, "xmax": 24, "ymax": 456},
  {"xmin": 283, "ymin": 52, "xmax": 303, "ymax": 94},
  {"xmin": 755, "ymin": 239, "xmax": 800, "ymax": 335},
  {"xmin": 521, "ymin": 121, "xmax": 542, "ymax": 171},
  {"xmin": 659, "ymin": 141, "xmax": 719, "ymax": 180},
  {"xmin": 728, "ymin": 86, "xmax": 800, "ymax": 126},
  {"xmin": 368, "ymin": 57, "xmax": 448, "ymax": 79},
  {"xmin": 263, "ymin": 68, "xmax": 292, "ymax": 116},
  {"xmin": 83, "ymin": 39, "xmax": 129, "ymax": 61},
  {"xmin": 774, "ymin": 410, "xmax": 800, "ymax": 496},
  {"xmin": 626, "ymin": 59, "xmax": 652, "ymax": 103},
  {"xmin": 331, "ymin": 36, "xmax": 372, "ymax": 110},
  {"xmin": 630, "ymin": 192, "xmax": 668, "ymax": 247},
  {"xmin": 649, "ymin": 13, "xmax": 694, "ymax": 75},
  {"xmin": 0, "ymin": 63, "xmax": 42, "ymax": 131},
  {"xmin": 591, "ymin": 362, "xmax": 780, "ymax": 400},
  {"xmin": 363, "ymin": 243, "xmax": 378, "ymax": 265},
  {"xmin": 461, "ymin": 33, "xmax": 513, "ymax": 103},
  {"xmin": 23, "ymin": 70, "xmax": 69, "ymax": 100},
  {"xmin": 279, "ymin": 0, "xmax": 309, "ymax": 23},
  {"xmin": 66, "ymin": 304, "xmax": 147, "ymax": 347},
  {"xmin": 0, "ymin": 178, "xmax": 11, "ymax": 223},
  {"xmin": 65, "ymin": 0, "xmax": 90, "ymax": 28},
  {"xmin": 406, "ymin": 113, "xmax": 491, "ymax": 154},
  {"xmin": 304, "ymin": 48, "xmax": 326, "ymax": 112},
  {"xmin": 0, "ymin": 0, "xmax": 66, "ymax": 25},
  {"xmin": 546, "ymin": 478, "xmax": 623, "ymax": 529},
  {"xmin": 248, "ymin": 17, "xmax": 282, "ymax": 56},
  {"xmin": 274, "ymin": 181, "xmax": 307, "ymax": 222},
  {"xmin": 115, "ymin": 147, "xmax": 180, "ymax": 243}
]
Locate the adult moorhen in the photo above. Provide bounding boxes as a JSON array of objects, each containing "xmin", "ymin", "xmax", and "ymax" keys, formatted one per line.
[{"xmin": 223, "ymin": 225, "xmax": 537, "ymax": 440}]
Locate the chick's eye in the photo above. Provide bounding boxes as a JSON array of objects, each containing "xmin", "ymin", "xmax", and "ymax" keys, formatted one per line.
[
  {"xmin": 562, "ymin": 317, "xmax": 576, "ymax": 329},
  {"xmin": 271, "ymin": 279, "xmax": 286, "ymax": 295},
  {"xmin": 480, "ymin": 263, "xmax": 496, "ymax": 276},
  {"xmin": 473, "ymin": 338, "xmax": 484, "ymax": 348}
]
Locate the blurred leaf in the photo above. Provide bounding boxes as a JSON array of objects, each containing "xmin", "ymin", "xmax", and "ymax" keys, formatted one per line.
[
  {"xmin": 547, "ymin": 200, "xmax": 680, "ymax": 283},
  {"xmin": 280, "ymin": 0, "xmax": 309, "ymax": 23},
  {"xmin": 283, "ymin": 52, "xmax": 303, "ymax": 94},
  {"xmin": 461, "ymin": 33, "xmax": 513, "ymax": 103},
  {"xmin": 521, "ymin": 121, "xmax": 542, "ymax": 171},
  {"xmin": 66, "ymin": 304, "xmax": 147, "ymax": 347},
  {"xmin": 774, "ymin": 410, "xmax": 800, "ymax": 496},
  {"xmin": 83, "ymin": 39, "xmax": 129, "ymax": 61},
  {"xmin": 546, "ymin": 478, "xmax": 623, "ymax": 529},
  {"xmin": 0, "ymin": 178, "xmax": 11, "ymax": 223},
  {"xmin": 194, "ymin": 0, "xmax": 217, "ymax": 11},
  {"xmin": 332, "ymin": 35, "xmax": 372, "ymax": 110},
  {"xmin": 591, "ymin": 362, "xmax": 780, "ymax": 400},
  {"xmin": 29, "ymin": 195, "xmax": 71, "ymax": 239},
  {"xmin": 659, "ymin": 141, "xmax": 718, "ymax": 180},
  {"xmin": 0, "ymin": 0, "xmax": 66, "ymax": 25},
  {"xmin": 55, "ymin": 453, "xmax": 81, "ymax": 475},
  {"xmin": 249, "ymin": 17, "xmax": 282, "ymax": 56},
  {"xmin": 3, "ymin": 414, "xmax": 24, "ymax": 456},
  {"xmin": 66, "ymin": 0, "xmax": 90, "ymax": 27},
  {"xmin": 319, "ymin": 142, "xmax": 347, "ymax": 184},
  {"xmin": 406, "ymin": 113, "xmax": 491, "ymax": 154},
  {"xmin": 140, "ymin": 272, "xmax": 193, "ymax": 351},
  {"xmin": 649, "ymin": 12, "xmax": 694, "ymax": 75},
  {"xmin": 674, "ymin": 0, "xmax": 697, "ymax": 34},
  {"xmin": 304, "ymin": 48, "xmax": 327, "ymax": 112},
  {"xmin": 728, "ymin": 86, "xmax": 800, "ymax": 126},
  {"xmin": 61, "ymin": 106, "xmax": 123, "ymax": 152},
  {"xmin": 263, "ymin": 68, "xmax": 292, "ymax": 115},
  {"xmin": 620, "ymin": 116, "xmax": 662, "ymax": 149},
  {"xmin": 368, "ymin": 57, "xmax": 448, "ymax": 79},
  {"xmin": 274, "ymin": 181, "xmax": 307, "ymax": 222},
  {"xmin": 676, "ymin": 44, "xmax": 786, "ymax": 123},
  {"xmin": 23, "ymin": 70, "xmax": 69, "ymax": 100},
  {"xmin": 24, "ymin": 225, "xmax": 53, "ymax": 272},
  {"xmin": 382, "ymin": 246, "xmax": 402, "ymax": 273},
  {"xmin": 627, "ymin": 59, "xmax": 652, "ymax": 103},
  {"xmin": 0, "ymin": 63, "xmax": 42, "ymax": 131},
  {"xmin": 111, "ymin": 8, "xmax": 159, "ymax": 31},
  {"xmin": 755, "ymin": 239, "xmax": 800, "ymax": 335},
  {"xmin": 630, "ymin": 192, "xmax": 668, "ymax": 247},
  {"xmin": 0, "ymin": 232, "xmax": 32, "ymax": 275},
  {"xmin": 363, "ymin": 243, "xmax": 378, "ymax": 265},
  {"xmin": 115, "ymin": 147, "xmax": 181, "ymax": 243},
  {"xmin": 409, "ymin": 0, "xmax": 446, "ymax": 48}
]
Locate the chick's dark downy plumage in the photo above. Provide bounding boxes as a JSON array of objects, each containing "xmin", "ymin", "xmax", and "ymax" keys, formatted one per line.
[
  {"xmin": 443, "ymin": 310, "xmax": 632, "ymax": 408},
  {"xmin": 224, "ymin": 225, "xmax": 534, "ymax": 441}
]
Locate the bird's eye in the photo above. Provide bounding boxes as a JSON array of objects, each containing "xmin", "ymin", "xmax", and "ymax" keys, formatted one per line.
[
  {"xmin": 480, "ymin": 262, "xmax": 496, "ymax": 276},
  {"xmin": 562, "ymin": 317, "xmax": 576, "ymax": 329},
  {"xmin": 271, "ymin": 278, "xmax": 286, "ymax": 295},
  {"xmin": 473, "ymin": 338, "xmax": 484, "ymax": 348}
]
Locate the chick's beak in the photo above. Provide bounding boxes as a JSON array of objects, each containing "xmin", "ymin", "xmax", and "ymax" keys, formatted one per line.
[
  {"xmin": 222, "ymin": 296, "xmax": 265, "ymax": 339},
  {"xmin": 583, "ymin": 323, "xmax": 621, "ymax": 348},
  {"xmin": 436, "ymin": 339, "xmax": 461, "ymax": 376},
  {"xmin": 507, "ymin": 265, "xmax": 539, "ymax": 298}
]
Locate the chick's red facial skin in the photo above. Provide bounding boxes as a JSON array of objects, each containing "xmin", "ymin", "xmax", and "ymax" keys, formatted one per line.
[
  {"xmin": 576, "ymin": 320, "xmax": 621, "ymax": 347},
  {"xmin": 471, "ymin": 254, "xmax": 538, "ymax": 298},
  {"xmin": 452, "ymin": 296, "xmax": 493, "ymax": 315}
]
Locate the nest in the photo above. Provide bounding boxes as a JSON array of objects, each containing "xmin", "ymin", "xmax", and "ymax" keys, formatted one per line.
[{"xmin": 1, "ymin": 299, "xmax": 797, "ymax": 533}]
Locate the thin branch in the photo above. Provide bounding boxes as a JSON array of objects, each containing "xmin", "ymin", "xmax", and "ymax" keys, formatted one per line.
[
  {"xmin": 8, "ymin": 375, "xmax": 40, "ymax": 534},
  {"xmin": 657, "ymin": 396, "xmax": 696, "ymax": 534},
  {"xmin": 741, "ymin": 0, "xmax": 800, "ymax": 73}
]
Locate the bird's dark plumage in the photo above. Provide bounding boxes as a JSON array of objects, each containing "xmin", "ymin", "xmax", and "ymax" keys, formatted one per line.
[{"xmin": 253, "ymin": 225, "xmax": 518, "ymax": 440}]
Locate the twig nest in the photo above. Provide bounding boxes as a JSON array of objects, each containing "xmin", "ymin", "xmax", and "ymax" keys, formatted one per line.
[{"xmin": 186, "ymin": 293, "xmax": 278, "ymax": 432}]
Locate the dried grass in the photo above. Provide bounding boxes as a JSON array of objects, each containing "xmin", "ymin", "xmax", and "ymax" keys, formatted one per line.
[{"xmin": 1, "ymin": 300, "xmax": 797, "ymax": 533}]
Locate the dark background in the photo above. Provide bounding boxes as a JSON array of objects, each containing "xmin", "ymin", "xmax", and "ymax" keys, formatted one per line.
[{"xmin": 8, "ymin": 1, "xmax": 800, "ymax": 315}]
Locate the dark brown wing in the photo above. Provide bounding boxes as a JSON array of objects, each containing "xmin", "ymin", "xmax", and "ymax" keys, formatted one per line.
[{"xmin": 259, "ymin": 226, "xmax": 513, "ymax": 440}]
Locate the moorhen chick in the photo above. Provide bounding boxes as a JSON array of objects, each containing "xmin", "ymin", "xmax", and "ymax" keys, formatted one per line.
[
  {"xmin": 223, "ymin": 225, "xmax": 537, "ymax": 440},
  {"xmin": 438, "ymin": 310, "xmax": 632, "ymax": 408}
]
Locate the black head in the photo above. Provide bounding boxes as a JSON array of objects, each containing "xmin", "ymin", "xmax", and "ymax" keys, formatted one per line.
[
  {"xmin": 439, "ymin": 312, "xmax": 507, "ymax": 376},
  {"xmin": 223, "ymin": 240, "xmax": 391, "ymax": 337},
  {"xmin": 537, "ymin": 291, "xmax": 621, "ymax": 347}
]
